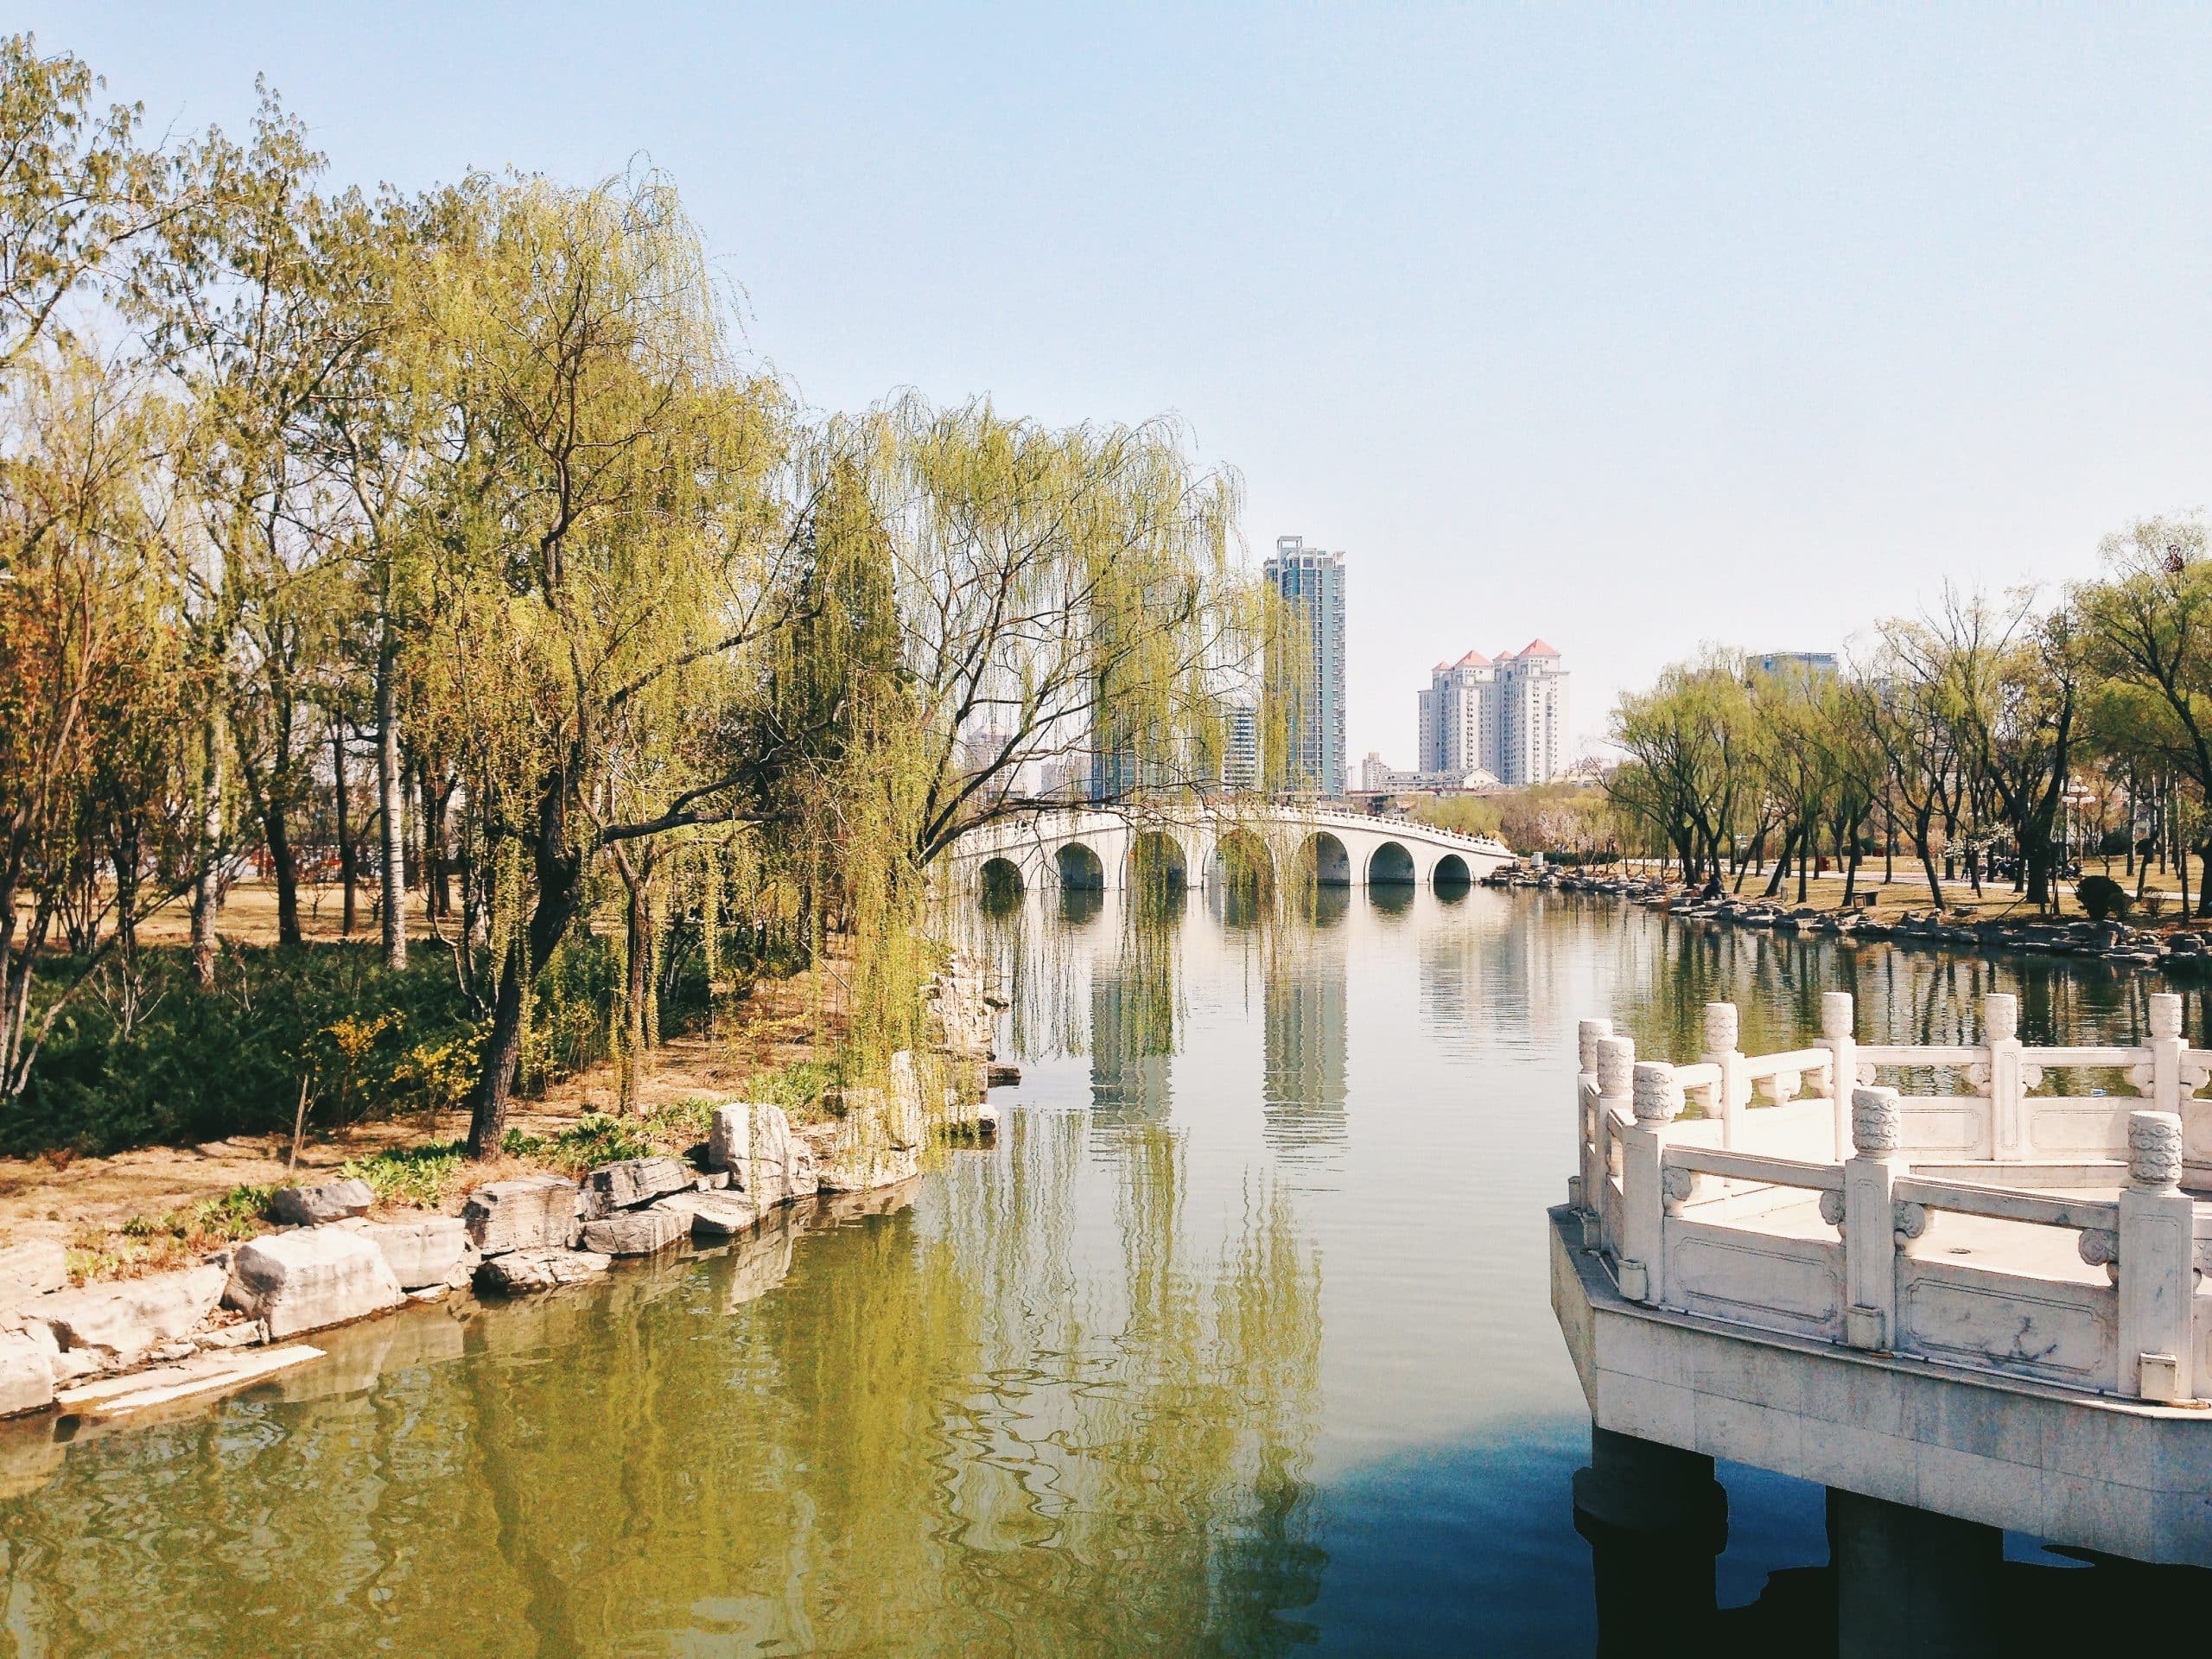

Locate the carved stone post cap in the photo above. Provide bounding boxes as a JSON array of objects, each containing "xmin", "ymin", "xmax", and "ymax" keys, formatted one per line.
[
  {"xmin": 1702, "ymin": 1001, "xmax": 1739, "ymax": 1056},
  {"xmin": 1983, "ymin": 993, "xmax": 2018, "ymax": 1044},
  {"xmin": 1631, "ymin": 1061, "xmax": 1683, "ymax": 1123},
  {"xmin": 2128, "ymin": 1109, "xmax": 2184, "ymax": 1192},
  {"xmin": 1578, "ymin": 1018, "xmax": 1614, "ymax": 1071},
  {"xmin": 1595, "ymin": 1036, "xmax": 1637, "ymax": 1095},
  {"xmin": 2150, "ymin": 994, "xmax": 2184, "ymax": 1041},
  {"xmin": 1851, "ymin": 1084, "xmax": 1902, "ymax": 1155},
  {"xmin": 1821, "ymin": 991, "xmax": 1855, "ymax": 1039}
]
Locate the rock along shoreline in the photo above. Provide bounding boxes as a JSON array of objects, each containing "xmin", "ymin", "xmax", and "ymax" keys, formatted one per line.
[
  {"xmin": 1486, "ymin": 864, "xmax": 2212, "ymax": 975},
  {"xmin": 0, "ymin": 951, "xmax": 1008, "ymax": 1426}
]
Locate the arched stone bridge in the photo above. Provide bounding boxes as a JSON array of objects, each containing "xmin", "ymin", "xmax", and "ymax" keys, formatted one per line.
[{"xmin": 945, "ymin": 804, "xmax": 1516, "ymax": 894}]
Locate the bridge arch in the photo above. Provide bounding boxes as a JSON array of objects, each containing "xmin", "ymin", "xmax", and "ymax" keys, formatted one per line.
[
  {"xmin": 1432, "ymin": 852, "xmax": 1471, "ymax": 890},
  {"xmin": 978, "ymin": 856, "xmax": 1026, "ymax": 903},
  {"xmin": 1209, "ymin": 827, "xmax": 1275, "ymax": 897},
  {"xmin": 1293, "ymin": 831, "xmax": 1351, "ymax": 887},
  {"xmin": 1367, "ymin": 841, "xmax": 1416, "ymax": 885},
  {"xmin": 1056, "ymin": 842, "xmax": 1106, "ymax": 890},
  {"xmin": 1126, "ymin": 829, "xmax": 1190, "ymax": 893}
]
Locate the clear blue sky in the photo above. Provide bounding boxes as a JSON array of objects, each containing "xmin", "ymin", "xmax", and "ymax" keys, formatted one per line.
[{"xmin": 31, "ymin": 4, "xmax": 2212, "ymax": 762}]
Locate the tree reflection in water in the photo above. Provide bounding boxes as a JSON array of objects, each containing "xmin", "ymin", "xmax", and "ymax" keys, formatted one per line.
[{"xmin": 10, "ymin": 887, "xmax": 2212, "ymax": 1655}]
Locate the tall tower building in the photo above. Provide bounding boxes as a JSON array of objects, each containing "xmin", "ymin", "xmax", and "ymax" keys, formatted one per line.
[{"xmin": 1265, "ymin": 536, "xmax": 1347, "ymax": 796}]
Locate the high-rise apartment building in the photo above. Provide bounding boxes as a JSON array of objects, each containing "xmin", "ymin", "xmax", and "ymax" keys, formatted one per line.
[
  {"xmin": 1219, "ymin": 698, "xmax": 1260, "ymax": 793},
  {"xmin": 1416, "ymin": 639, "xmax": 1569, "ymax": 785},
  {"xmin": 1265, "ymin": 536, "xmax": 1347, "ymax": 796}
]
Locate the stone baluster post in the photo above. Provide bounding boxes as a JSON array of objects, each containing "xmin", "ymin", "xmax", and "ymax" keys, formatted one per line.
[
  {"xmin": 2144, "ymin": 994, "xmax": 2210, "ymax": 1195},
  {"xmin": 1593, "ymin": 1036, "xmax": 1637, "ymax": 1255},
  {"xmin": 1818, "ymin": 991, "xmax": 1857, "ymax": 1162},
  {"xmin": 1619, "ymin": 1061, "xmax": 1682, "ymax": 1306},
  {"xmin": 1838, "ymin": 1085, "xmax": 1902, "ymax": 1351},
  {"xmin": 1575, "ymin": 1018, "xmax": 1613, "ymax": 1212},
  {"xmin": 1983, "ymin": 993, "xmax": 2022, "ymax": 1161},
  {"xmin": 2118, "ymin": 1110, "xmax": 2196, "ymax": 1402},
  {"xmin": 1701, "ymin": 1002, "xmax": 1745, "ymax": 1149}
]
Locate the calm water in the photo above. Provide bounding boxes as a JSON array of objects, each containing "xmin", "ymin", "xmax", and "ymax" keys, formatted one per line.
[{"xmin": 0, "ymin": 889, "xmax": 2193, "ymax": 1656}]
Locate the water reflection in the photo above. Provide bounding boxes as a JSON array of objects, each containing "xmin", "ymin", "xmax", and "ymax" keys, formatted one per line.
[{"xmin": 10, "ymin": 887, "xmax": 2212, "ymax": 1655}]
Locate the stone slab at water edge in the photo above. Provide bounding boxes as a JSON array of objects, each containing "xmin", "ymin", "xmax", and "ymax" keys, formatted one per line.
[
  {"xmin": 22, "ymin": 1265, "xmax": 228, "ymax": 1367},
  {"xmin": 475, "ymin": 1249, "xmax": 611, "ymax": 1294},
  {"xmin": 579, "ymin": 1209, "xmax": 685, "ymax": 1256},
  {"xmin": 463, "ymin": 1175, "xmax": 583, "ymax": 1254},
  {"xmin": 582, "ymin": 1157, "xmax": 693, "ymax": 1217},
  {"xmin": 652, "ymin": 1190, "xmax": 760, "ymax": 1237},
  {"xmin": 225, "ymin": 1229, "xmax": 406, "ymax": 1341},
  {"xmin": 345, "ymin": 1217, "xmax": 476, "ymax": 1291}
]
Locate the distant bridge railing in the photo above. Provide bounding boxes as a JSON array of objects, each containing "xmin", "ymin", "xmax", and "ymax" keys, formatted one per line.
[{"xmin": 1570, "ymin": 990, "xmax": 2211, "ymax": 1405}]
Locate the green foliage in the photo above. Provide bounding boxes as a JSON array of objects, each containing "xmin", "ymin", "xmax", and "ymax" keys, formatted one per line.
[
  {"xmin": 745, "ymin": 1057, "xmax": 847, "ymax": 1122},
  {"xmin": 338, "ymin": 1141, "xmax": 467, "ymax": 1210},
  {"xmin": 10, "ymin": 944, "xmax": 499, "ymax": 1156},
  {"xmin": 500, "ymin": 1096, "xmax": 721, "ymax": 1173},
  {"xmin": 2075, "ymin": 874, "xmax": 2132, "ymax": 922},
  {"xmin": 1410, "ymin": 796, "xmax": 1503, "ymax": 839}
]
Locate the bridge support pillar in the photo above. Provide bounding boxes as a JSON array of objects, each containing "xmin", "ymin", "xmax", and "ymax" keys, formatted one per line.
[
  {"xmin": 1827, "ymin": 1488, "xmax": 1999, "ymax": 1659},
  {"xmin": 1573, "ymin": 1427, "xmax": 1726, "ymax": 1653}
]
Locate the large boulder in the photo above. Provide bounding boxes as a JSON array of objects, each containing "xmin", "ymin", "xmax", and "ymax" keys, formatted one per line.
[
  {"xmin": 462, "ymin": 1176, "xmax": 581, "ymax": 1255},
  {"xmin": 353, "ymin": 1217, "xmax": 475, "ymax": 1291},
  {"xmin": 582, "ymin": 1157, "xmax": 692, "ymax": 1217},
  {"xmin": 652, "ymin": 1191, "xmax": 759, "ymax": 1238},
  {"xmin": 29, "ymin": 1264, "xmax": 227, "ymax": 1363},
  {"xmin": 0, "ymin": 1240, "xmax": 67, "ymax": 1309},
  {"xmin": 225, "ymin": 1228, "xmax": 404, "ymax": 1339},
  {"xmin": 269, "ymin": 1179, "xmax": 375, "ymax": 1227},
  {"xmin": 813, "ymin": 1095, "xmax": 919, "ymax": 1193},
  {"xmin": 708, "ymin": 1103, "xmax": 817, "ymax": 1209},
  {"xmin": 579, "ymin": 1209, "xmax": 684, "ymax": 1256},
  {"xmin": 474, "ymin": 1248, "xmax": 609, "ymax": 1295},
  {"xmin": 0, "ymin": 1332, "xmax": 53, "ymax": 1417}
]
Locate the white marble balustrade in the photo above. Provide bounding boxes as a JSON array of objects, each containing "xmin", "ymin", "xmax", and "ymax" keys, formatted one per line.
[{"xmin": 1568, "ymin": 991, "xmax": 2210, "ymax": 1404}]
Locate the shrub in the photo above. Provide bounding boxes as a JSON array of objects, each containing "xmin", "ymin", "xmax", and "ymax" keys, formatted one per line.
[
  {"xmin": 2076, "ymin": 874, "xmax": 2133, "ymax": 922},
  {"xmin": 339, "ymin": 1141, "xmax": 469, "ymax": 1210},
  {"xmin": 9, "ymin": 944, "xmax": 486, "ymax": 1157}
]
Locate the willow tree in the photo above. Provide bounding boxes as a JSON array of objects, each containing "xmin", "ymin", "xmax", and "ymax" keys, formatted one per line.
[
  {"xmin": 748, "ymin": 398, "xmax": 1251, "ymax": 1078},
  {"xmin": 423, "ymin": 171, "xmax": 789, "ymax": 1156},
  {"xmin": 1608, "ymin": 655, "xmax": 1750, "ymax": 879}
]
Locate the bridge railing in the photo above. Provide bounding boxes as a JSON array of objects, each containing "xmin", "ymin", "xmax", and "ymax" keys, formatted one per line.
[{"xmin": 1569, "ymin": 990, "xmax": 2205, "ymax": 1405}]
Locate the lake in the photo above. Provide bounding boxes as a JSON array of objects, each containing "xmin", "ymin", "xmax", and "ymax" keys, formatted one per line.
[{"xmin": 0, "ymin": 886, "xmax": 2189, "ymax": 1656}]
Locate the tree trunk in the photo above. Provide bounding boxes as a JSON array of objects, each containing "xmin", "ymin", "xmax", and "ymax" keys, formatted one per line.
[
  {"xmin": 1917, "ymin": 818, "xmax": 1946, "ymax": 910},
  {"xmin": 1763, "ymin": 826, "xmax": 1796, "ymax": 899},
  {"xmin": 334, "ymin": 721, "xmax": 358, "ymax": 938},
  {"xmin": 265, "ymin": 800, "xmax": 302, "ymax": 946},
  {"xmin": 618, "ymin": 855, "xmax": 651, "ymax": 1115},
  {"xmin": 189, "ymin": 731, "xmax": 223, "ymax": 990},
  {"xmin": 465, "ymin": 782, "xmax": 587, "ymax": 1159},
  {"xmin": 376, "ymin": 630, "xmax": 407, "ymax": 970}
]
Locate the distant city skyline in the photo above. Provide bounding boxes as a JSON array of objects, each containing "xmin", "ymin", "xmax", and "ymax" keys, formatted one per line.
[{"xmin": 33, "ymin": 5, "xmax": 2212, "ymax": 765}]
